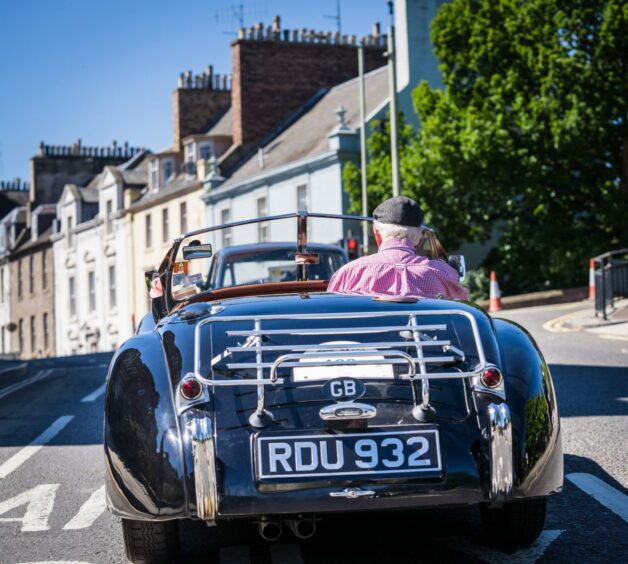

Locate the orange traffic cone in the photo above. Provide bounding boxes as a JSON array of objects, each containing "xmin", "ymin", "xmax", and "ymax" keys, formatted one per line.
[
  {"xmin": 489, "ymin": 271, "xmax": 503, "ymax": 312},
  {"xmin": 588, "ymin": 258, "xmax": 595, "ymax": 300}
]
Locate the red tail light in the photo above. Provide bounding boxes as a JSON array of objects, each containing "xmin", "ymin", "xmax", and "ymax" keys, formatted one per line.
[
  {"xmin": 481, "ymin": 367, "xmax": 503, "ymax": 388},
  {"xmin": 180, "ymin": 377, "xmax": 203, "ymax": 400}
]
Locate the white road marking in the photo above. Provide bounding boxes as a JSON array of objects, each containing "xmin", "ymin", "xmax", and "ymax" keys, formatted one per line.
[
  {"xmin": 80, "ymin": 383, "xmax": 106, "ymax": 403},
  {"xmin": 271, "ymin": 544, "xmax": 305, "ymax": 564},
  {"xmin": 0, "ymin": 369, "xmax": 52, "ymax": 402},
  {"xmin": 62, "ymin": 486, "xmax": 106, "ymax": 530},
  {"xmin": 567, "ymin": 472, "xmax": 628, "ymax": 523},
  {"xmin": 437, "ymin": 529, "xmax": 563, "ymax": 563},
  {"xmin": 0, "ymin": 484, "xmax": 59, "ymax": 532},
  {"xmin": 15, "ymin": 561, "xmax": 93, "ymax": 563},
  {"xmin": 219, "ymin": 546, "xmax": 251, "ymax": 564},
  {"xmin": 0, "ymin": 416, "xmax": 74, "ymax": 479}
]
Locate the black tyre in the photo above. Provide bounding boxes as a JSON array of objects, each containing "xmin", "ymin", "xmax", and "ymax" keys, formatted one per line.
[
  {"xmin": 122, "ymin": 518, "xmax": 178, "ymax": 564},
  {"xmin": 479, "ymin": 497, "xmax": 547, "ymax": 546}
]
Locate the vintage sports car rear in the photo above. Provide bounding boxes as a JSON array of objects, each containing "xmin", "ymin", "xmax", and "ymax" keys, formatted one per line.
[{"xmin": 104, "ymin": 213, "xmax": 562, "ymax": 563}]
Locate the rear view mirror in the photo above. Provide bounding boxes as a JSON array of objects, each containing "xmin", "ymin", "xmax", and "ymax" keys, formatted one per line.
[
  {"xmin": 183, "ymin": 243, "xmax": 213, "ymax": 260},
  {"xmin": 448, "ymin": 255, "xmax": 466, "ymax": 282}
]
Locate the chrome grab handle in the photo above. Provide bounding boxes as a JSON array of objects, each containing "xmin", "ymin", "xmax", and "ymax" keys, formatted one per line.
[
  {"xmin": 319, "ymin": 402, "xmax": 377, "ymax": 421},
  {"xmin": 330, "ymin": 487, "xmax": 376, "ymax": 500},
  {"xmin": 269, "ymin": 350, "xmax": 417, "ymax": 383}
]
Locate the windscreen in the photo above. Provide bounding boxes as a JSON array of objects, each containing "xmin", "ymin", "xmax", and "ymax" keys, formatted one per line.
[{"xmin": 170, "ymin": 216, "xmax": 375, "ymax": 301}]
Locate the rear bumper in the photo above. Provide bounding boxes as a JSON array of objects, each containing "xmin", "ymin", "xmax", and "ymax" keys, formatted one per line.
[{"xmin": 186, "ymin": 408, "xmax": 497, "ymax": 520}]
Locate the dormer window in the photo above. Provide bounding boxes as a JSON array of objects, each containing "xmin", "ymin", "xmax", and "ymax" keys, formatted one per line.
[
  {"xmin": 150, "ymin": 160, "xmax": 158, "ymax": 189},
  {"xmin": 185, "ymin": 143, "xmax": 195, "ymax": 163},
  {"xmin": 67, "ymin": 215, "xmax": 74, "ymax": 247},
  {"xmin": 199, "ymin": 143, "xmax": 212, "ymax": 161},
  {"xmin": 162, "ymin": 159, "xmax": 174, "ymax": 184}
]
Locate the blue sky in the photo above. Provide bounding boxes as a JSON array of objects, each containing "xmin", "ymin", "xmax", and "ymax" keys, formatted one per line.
[{"xmin": 0, "ymin": 0, "xmax": 391, "ymax": 181}]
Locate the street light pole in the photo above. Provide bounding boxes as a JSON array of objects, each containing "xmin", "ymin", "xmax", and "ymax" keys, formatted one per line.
[
  {"xmin": 387, "ymin": 1, "xmax": 400, "ymax": 197},
  {"xmin": 358, "ymin": 43, "xmax": 369, "ymax": 254}
]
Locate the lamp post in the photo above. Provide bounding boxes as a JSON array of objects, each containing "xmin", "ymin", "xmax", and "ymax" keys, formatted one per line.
[
  {"xmin": 387, "ymin": 1, "xmax": 401, "ymax": 197},
  {"xmin": 358, "ymin": 43, "xmax": 369, "ymax": 254}
]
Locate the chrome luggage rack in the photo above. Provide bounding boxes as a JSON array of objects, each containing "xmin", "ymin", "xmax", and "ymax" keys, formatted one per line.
[{"xmin": 191, "ymin": 310, "xmax": 487, "ymax": 427}]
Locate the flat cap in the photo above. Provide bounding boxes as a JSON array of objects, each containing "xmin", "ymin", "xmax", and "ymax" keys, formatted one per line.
[{"xmin": 373, "ymin": 196, "xmax": 424, "ymax": 227}]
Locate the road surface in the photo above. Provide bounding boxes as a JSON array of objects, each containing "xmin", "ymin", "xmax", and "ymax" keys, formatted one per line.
[{"xmin": 0, "ymin": 302, "xmax": 626, "ymax": 563}]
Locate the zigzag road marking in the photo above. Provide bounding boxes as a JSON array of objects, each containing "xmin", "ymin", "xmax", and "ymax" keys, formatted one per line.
[
  {"xmin": 436, "ymin": 529, "xmax": 563, "ymax": 563},
  {"xmin": 0, "ymin": 369, "xmax": 52, "ymax": 402},
  {"xmin": 62, "ymin": 486, "xmax": 106, "ymax": 530},
  {"xmin": 567, "ymin": 473, "xmax": 628, "ymax": 523},
  {"xmin": 0, "ymin": 416, "xmax": 74, "ymax": 479}
]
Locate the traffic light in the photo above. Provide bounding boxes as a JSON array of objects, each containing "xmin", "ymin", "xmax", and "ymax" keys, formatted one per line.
[{"xmin": 347, "ymin": 238, "xmax": 359, "ymax": 260}]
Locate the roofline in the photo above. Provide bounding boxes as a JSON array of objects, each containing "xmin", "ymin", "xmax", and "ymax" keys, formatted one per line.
[
  {"xmin": 204, "ymin": 150, "xmax": 341, "ymax": 205},
  {"xmin": 129, "ymin": 180, "xmax": 202, "ymax": 213}
]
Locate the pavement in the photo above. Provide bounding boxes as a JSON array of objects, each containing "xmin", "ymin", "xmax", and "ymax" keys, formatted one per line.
[{"xmin": 542, "ymin": 298, "xmax": 628, "ymax": 341}]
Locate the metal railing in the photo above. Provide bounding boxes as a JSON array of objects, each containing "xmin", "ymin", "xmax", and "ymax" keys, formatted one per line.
[
  {"xmin": 190, "ymin": 309, "xmax": 487, "ymax": 426},
  {"xmin": 594, "ymin": 249, "xmax": 628, "ymax": 319}
]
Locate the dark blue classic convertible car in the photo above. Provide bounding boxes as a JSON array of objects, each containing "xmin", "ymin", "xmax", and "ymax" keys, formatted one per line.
[{"xmin": 105, "ymin": 213, "xmax": 562, "ymax": 563}]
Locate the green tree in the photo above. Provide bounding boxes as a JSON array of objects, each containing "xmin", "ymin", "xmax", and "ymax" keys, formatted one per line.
[{"xmin": 344, "ymin": 0, "xmax": 628, "ymax": 294}]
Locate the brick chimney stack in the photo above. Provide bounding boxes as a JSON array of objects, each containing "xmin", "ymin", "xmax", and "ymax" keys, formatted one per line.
[
  {"xmin": 231, "ymin": 15, "xmax": 386, "ymax": 147},
  {"xmin": 172, "ymin": 65, "xmax": 232, "ymax": 150}
]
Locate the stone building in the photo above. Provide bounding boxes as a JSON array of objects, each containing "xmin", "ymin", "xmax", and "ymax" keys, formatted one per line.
[
  {"xmin": 52, "ymin": 153, "xmax": 149, "ymax": 355},
  {"xmin": 8, "ymin": 204, "xmax": 56, "ymax": 359}
]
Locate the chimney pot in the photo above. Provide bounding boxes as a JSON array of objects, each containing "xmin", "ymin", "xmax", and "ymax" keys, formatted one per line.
[
  {"xmin": 283, "ymin": 29, "xmax": 290, "ymax": 41},
  {"xmin": 222, "ymin": 75, "xmax": 228, "ymax": 90},
  {"xmin": 256, "ymin": 22, "xmax": 263, "ymax": 40},
  {"xmin": 178, "ymin": 73, "xmax": 184, "ymax": 87},
  {"xmin": 373, "ymin": 22, "xmax": 381, "ymax": 37},
  {"xmin": 238, "ymin": 27, "xmax": 245, "ymax": 39},
  {"xmin": 272, "ymin": 15, "xmax": 280, "ymax": 32},
  {"xmin": 185, "ymin": 70, "xmax": 192, "ymax": 88},
  {"xmin": 350, "ymin": 35, "xmax": 356, "ymax": 45},
  {"xmin": 266, "ymin": 25, "xmax": 272, "ymax": 40},
  {"xmin": 292, "ymin": 29, "xmax": 299, "ymax": 42},
  {"xmin": 333, "ymin": 31, "xmax": 340, "ymax": 44},
  {"xmin": 248, "ymin": 26, "xmax": 255, "ymax": 39}
]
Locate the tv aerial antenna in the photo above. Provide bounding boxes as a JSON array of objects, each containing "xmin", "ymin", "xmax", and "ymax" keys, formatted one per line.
[
  {"xmin": 214, "ymin": 2, "xmax": 269, "ymax": 36},
  {"xmin": 323, "ymin": 0, "xmax": 342, "ymax": 35}
]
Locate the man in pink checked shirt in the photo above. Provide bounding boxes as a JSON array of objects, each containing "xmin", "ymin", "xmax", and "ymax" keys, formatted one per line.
[{"xmin": 327, "ymin": 196, "xmax": 468, "ymax": 300}]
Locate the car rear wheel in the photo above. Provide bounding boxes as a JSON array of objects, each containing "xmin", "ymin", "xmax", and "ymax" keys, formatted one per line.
[
  {"xmin": 479, "ymin": 497, "xmax": 547, "ymax": 546},
  {"xmin": 122, "ymin": 518, "xmax": 178, "ymax": 564}
]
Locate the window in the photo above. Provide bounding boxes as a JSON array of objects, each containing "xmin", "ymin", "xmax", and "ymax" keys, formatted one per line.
[
  {"xmin": 185, "ymin": 143, "xmax": 195, "ymax": 163},
  {"xmin": 150, "ymin": 160, "xmax": 158, "ymax": 189},
  {"xmin": 221, "ymin": 208, "xmax": 232, "ymax": 247},
  {"xmin": 162, "ymin": 208, "xmax": 169, "ymax": 243},
  {"xmin": 105, "ymin": 199, "xmax": 113, "ymax": 234},
  {"xmin": 18, "ymin": 319, "xmax": 23, "ymax": 353},
  {"xmin": 30, "ymin": 315, "xmax": 36, "ymax": 354},
  {"xmin": 42, "ymin": 250, "xmax": 48, "ymax": 290},
  {"xmin": 162, "ymin": 159, "xmax": 174, "ymax": 183},
  {"xmin": 180, "ymin": 202, "xmax": 188, "ymax": 234},
  {"xmin": 109, "ymin": 265, "xmax": 116, "ymax": 309},
  {"xmin": 297, "ymin": 184, "xmax": 308, "ymax": 211},
  {"xmin": 257, "ymin": 196, "xmax": 269, "ymax": 242},
  {"xmin": 17, "ymin": 259, "xmax": 22, "ymax": 299},
  {"xmin": 199, "ymin": 143, "xmax": 212, "ymax": 161},
  {"xmin": 29, "ymin": 255, "xmax": 34, "ymax": 294},
  {"xmin": 69, "ymin": 276, "xmax": 76, "ymax": 317},
  {"xmin": 43, "ymin": 312, "xmax": 49, "ymax": 351},
  {"xmin": 145, "ymin": 214, "xmax": 152, "ymax": 248},
  {"xmin": 67, "ymin": 215, "xmax": 73, "ymax": 246},
  {"xmin": 88, "ymin": 271, "xmax": 96, "ymax": 312}
]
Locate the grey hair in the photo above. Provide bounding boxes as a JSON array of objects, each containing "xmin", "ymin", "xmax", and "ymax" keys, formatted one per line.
[{"xmin": 373, "ymin": 221, "xmax": 423, "ymax": 245}]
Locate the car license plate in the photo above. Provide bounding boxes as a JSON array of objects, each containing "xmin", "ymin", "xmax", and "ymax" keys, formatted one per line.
[{"xmin": 255, "ymin": 428, "xmax": 441, "ymax": 480}]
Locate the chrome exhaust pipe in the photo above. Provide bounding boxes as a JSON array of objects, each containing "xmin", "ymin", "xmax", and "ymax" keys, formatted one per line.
[
  {"xmin": 288, "ymin": 518, "xmax": 317, "ymax": 539},
  {"xmin": 258, "ymin": 519, "xmax": 283, "ymax": 542}
]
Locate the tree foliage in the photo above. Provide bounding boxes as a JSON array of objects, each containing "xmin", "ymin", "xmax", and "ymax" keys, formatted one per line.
[{"xmin": 344, "ymin": 0, "xmax": 628, "ymax": 293}]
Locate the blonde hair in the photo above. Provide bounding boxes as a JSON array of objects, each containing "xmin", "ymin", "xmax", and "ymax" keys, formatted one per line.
[{"xmin": 373, "ymin": 221, "xmax": 423, "ymax": 245}]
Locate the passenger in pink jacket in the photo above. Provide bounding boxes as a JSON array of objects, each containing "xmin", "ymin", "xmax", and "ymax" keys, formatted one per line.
[{"xmin": 327, "ymin": 196, "xmax": 468, "ymax": 300}]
